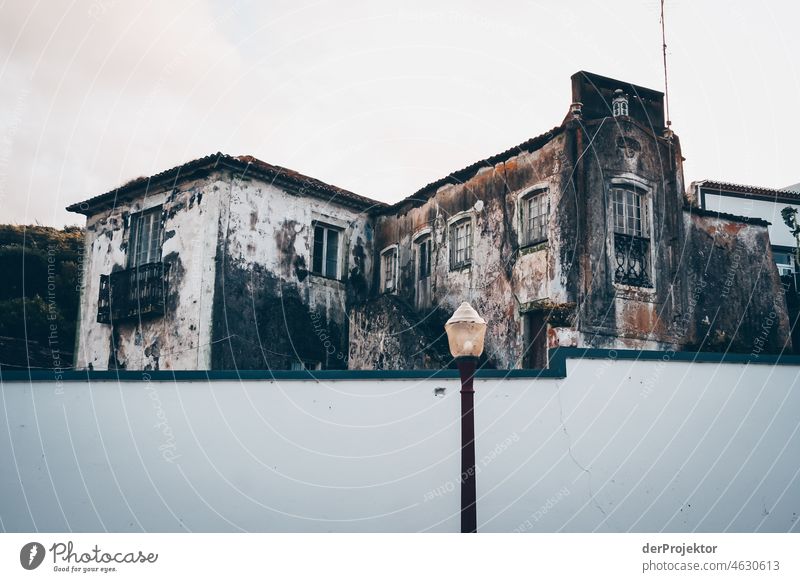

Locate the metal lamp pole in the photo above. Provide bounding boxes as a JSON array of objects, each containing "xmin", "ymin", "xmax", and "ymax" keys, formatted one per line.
[
  {"xmin": 457, "ymin": 355, "xmax": 478, "ymax": 533},
  {"xmin": 444, "ymin": 302, "xmax": 487, "ymax": 534}
]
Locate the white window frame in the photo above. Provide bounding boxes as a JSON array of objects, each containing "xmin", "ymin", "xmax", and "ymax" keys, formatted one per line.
[
  {"xmin": 519, "ymin": 184, "xmax": 549, "ymax": 246},
  {"xmin": 608, "ymin": 176, "xmax": 655, "ymax": 290},
  {"xmin": 612, "ymin": 96, "xmax": 629, "ymax": 117},
  {"xmin": 773, "ymin": 247, "xmax": 797, "ymax": 276},
  {"xmin": 380, "ymin": 244, "xmax": 399, "ymax": 293},
  {"xmin": 311, "ymin": 221, "xmax": 343, "ymax": 280},
  {"xmin": 610, "ymin": 185, "xmax": 647, "ymax": 238},
  {"xmin": 448, "ymin": 213, "xmax": 474, "ymax": 270}
]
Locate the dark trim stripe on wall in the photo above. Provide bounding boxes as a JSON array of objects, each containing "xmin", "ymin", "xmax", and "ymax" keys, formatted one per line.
[{"xmin": 3, "ymin": 347, "xmax": 800, "ymax": 383}]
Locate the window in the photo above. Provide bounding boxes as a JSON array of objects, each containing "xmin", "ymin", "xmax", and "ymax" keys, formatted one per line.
[
  {"xmin": 774, "ymin": 249, "xmax": 797, "ymax": 277},
  {"xmin": 312, "ymin": 222, "xmax": 341, "ymax": 279},
  {"xmin": 522, "ymin": 311, "xmax": 548, "ymax": 369},
  {"xmin": 416, "ymin": 236, "xmax": 431, "ymax": 280},
  {"xmin": 522, "ymin": 190, "xmax": 548, "ymax": 245},
  {"xmin": 414, "ymin": 234, "xmax": 432, "ymax": 310},
  {"xmin": 97, "ymin": 205, "xmax": 166, "ymax": 324},
  {"xmin": 450, "ymin": 218, "xmax": 473, "ymax": 269},
  {"xmin": 612, "ymin": 89, "xmax": 629, "ymax": 117},
  {"xmin": 381, "ymin": 246, "xmax": 398, "ymax": 292},
  {"xmin": 290, "ymin": 359, "xmax": 321, "ymax": 371},
  {"xmin": 610, "ymin": 184, "xmax": 651, "ymax": 287},
  {"xmin": 128, "ymin": 206, "xmax": 162, "ymax": 267}
]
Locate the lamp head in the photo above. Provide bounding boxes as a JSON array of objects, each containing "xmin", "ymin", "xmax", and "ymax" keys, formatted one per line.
[{"xmin": 444, "ymin": 302, "xmax": 487, "ymax": 359}]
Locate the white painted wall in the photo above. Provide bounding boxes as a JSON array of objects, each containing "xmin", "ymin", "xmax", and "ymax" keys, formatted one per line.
[{"xmin": 1, "ymin": 356, "xmax": 798, "ymax": 532}]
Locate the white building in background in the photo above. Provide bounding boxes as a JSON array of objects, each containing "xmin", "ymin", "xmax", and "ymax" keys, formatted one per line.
[{"xmin": 692, "ymin": 180, "xmax": 800, "ymax": 276}]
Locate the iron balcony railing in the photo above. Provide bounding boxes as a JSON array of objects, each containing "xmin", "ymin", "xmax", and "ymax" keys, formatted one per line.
[
  {"xmin": 97, "ymin": 262, "xmax": 168, "ymax": 324},
  {"xmin": 613, "ymin": 233, "xmax": 652, "ymax": 288}
]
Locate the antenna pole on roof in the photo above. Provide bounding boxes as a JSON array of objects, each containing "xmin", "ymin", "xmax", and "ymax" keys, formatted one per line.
[{"xmin": 660, "ymin": 0, "xmax": 672, "ymax": 128}]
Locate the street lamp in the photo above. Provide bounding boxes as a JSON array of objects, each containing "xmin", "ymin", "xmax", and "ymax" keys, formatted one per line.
[{"xmin": 444, "ymin": 302, "xmax": 487, "ymax": 533}]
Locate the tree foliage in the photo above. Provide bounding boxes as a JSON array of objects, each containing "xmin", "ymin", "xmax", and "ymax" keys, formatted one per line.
[
  {"xmin": 0, "ymin": 225, "xmax": 84, "ymax": 368},
  {"xmin": 782, "ymin": 207, "xmax": 800, "ymax": 266}
]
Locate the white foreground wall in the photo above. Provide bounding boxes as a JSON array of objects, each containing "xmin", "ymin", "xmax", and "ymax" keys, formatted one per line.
[{"xmin": 1, "ymin": 355, "xmax": 798, "ymax": 532}]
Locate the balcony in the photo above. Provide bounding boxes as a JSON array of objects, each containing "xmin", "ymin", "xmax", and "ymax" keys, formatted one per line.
[
  {"xmin": 97, "ymin": 262, "xmax": 168, "ymax": 324},
  {"xmin": 613, "ymin": 233, "xmax": 652, "ymax": 288}
]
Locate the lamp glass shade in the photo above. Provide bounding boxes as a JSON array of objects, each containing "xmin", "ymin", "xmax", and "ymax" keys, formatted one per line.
[{"xmin": 444, "ymin": 302, "xmax": 487, "ymax": 358}]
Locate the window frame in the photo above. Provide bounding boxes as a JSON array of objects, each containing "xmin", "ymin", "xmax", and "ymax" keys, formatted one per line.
[
  {"xmin": 413, "ymin": 229, "xmax": 433, "ymax": 281},
  {"xmin": 608, "ymin": 177, "xmax": 654, "ymax": 290},
  {"xmin": 380, "ymin": 244, "xmax": 399, "ymax": 293},
  {"xmin": 519, "ymin": 185, "xmax": 549, "ymax": 247},
  {"xmin": 448, "ymin": 214, "xmax": 474, "ymax": 271},
  {"xmin": 311, "ymin": 221, "xmax": 344, "ymax": 280},
  {"xmin": 612, "ymin": 96, "xmax": 629, "ymax": 117},
  {"xmin": 611, "ymin": 186, "xmax": 647, "ymax": 238},
  {"xmin": 773, "ymin": 246, "xmax": 797, "ymax": 277},
  {"xmin": 290, "ymin": 359, "xmax": 321, "ymax": 371},
  {"xmin": 127, "ymin": 205, "xmax": 163, "ymax": 268}
]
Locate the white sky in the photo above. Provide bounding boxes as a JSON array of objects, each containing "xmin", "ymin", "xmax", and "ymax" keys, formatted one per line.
[{"xmin": 1, "ymin": 0, "xmax": 799, "ymax": 227}]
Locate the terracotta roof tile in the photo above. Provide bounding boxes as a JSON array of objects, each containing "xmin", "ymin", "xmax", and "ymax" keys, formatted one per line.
[{"xmin": 693, "ymin": 179, "xmax": 800, "ymax": 201}]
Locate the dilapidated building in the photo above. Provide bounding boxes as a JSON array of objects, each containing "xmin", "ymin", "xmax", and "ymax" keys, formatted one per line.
[
  {"xmin": 68, "ymin": 155, "xmax": 381, "ymax": 371},
  {"xmin": 67, "ymin": 71, "xmax": 793, "ymax": 371}
]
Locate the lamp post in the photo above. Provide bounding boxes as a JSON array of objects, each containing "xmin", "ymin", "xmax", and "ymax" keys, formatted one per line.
[{"xmin": 444, "ymin": 302, "xmax": 487, "ymax": 534}]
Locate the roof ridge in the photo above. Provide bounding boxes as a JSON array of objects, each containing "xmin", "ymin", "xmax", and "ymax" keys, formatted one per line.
[
  {"xmin": 66, "ymin": 152, "xmax": 385, "ymax": 214},
  {"xmin": 684, "ymin": 203, "xmax": 772, "ymax": 226},
  {"xmin": 693, "ymin": 179, "xmax": 800, "ymax": 197},
  {"xmin": 378, "ymin": 125, "xmax": 564, "ymax": 213}
]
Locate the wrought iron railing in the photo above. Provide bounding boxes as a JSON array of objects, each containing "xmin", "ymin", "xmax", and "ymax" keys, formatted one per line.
[
  {"xmin": 97, "ymin": 262, "xmax": 167, "ymax": 324},
  {"xmin": 613, "ymin": 233, "xmax": 652, "ymax": 287}
]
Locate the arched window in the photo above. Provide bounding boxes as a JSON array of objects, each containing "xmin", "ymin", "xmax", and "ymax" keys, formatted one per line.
[
  {"xmin": 413, "ymin": 230, "xmax": 433, "ymax": 310},
  {"xmin": 380, "ymin": 245, "xmax": 398, "ymax": 293},
  {"xmin": 520, "ymin": 187, "xmax": 549, "ymax": 245},
  {"xmin": 449, "ymin": 216, "xmax": 473, "ymax": 269},
  {"xmin": 610, "ymin": 182, "xmax": 652, "ymax": 287},
  {"xmin": 612, "ymin": 89, "xmax": 629, "ymax": 117}
]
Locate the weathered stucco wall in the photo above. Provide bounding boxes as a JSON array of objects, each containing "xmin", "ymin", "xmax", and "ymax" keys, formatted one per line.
[
  {"xmin": 354, "ymin": 112, "xmax": 694, "ymax": 367},
  {"xmin": 682, "ymin": 211, "xmax": 792, "ymax": 354},
  {"xmin": 347, "ymin": 294, "xmax": 449, "ymax": 370},
  {"xmin": 352, "ymin": 107, "xmax": 792, "ymax": 368},
  {"xmin": 74, "ymin": 175, "xmax": 222, "ymax": 370},
  {"xmin": 574, "ymin": 117, "xmax": 686, "ymax": 350},
  {"xmin": 358, "ymin": 133, "xmax": 571, "ymax": 369},
  {"xmin": 210, "ymin": 174, "xmax": 374, "ymax": 370}
]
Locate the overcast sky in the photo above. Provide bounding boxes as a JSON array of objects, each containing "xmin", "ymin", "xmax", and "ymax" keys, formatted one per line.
[{"xmin": 1, "ymin": 0, "xmax": 799, "ymax": 227}]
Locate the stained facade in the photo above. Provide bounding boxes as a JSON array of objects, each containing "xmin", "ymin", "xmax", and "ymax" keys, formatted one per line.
[
  {"xmin": 69, "ymin": 156, "xmax": 380, "ymax": 371},
  {"xmin": 67, "ymin": 71, "xmax": 793, "ymax": 371}
]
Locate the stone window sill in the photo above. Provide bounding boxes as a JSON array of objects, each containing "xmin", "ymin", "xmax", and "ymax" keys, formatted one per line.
[
  {"xmin": 450, "ymin": 260, "xmax": 472, "ymax": 272},
  {"xmin": 613, "ymin": 282, "xmax": 657, "ymax": 301},
  {"xmin": 310, "ymin": 272, "xmax": 343, "ymax": 286},
  {"xmin": 518, "ymin": 240, "xmax": 549, "ymax": 255}
]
